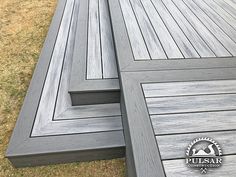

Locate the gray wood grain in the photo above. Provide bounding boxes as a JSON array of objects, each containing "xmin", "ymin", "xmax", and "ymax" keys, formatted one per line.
[
  {"xmin": 151, "ymin": 110, "xmax": 236, "ymax": 135},
  {"xmin": 172, "ymin": 0, "xmax": 231, "ymax": 57},
  {"xmin": 163, "ymin": 155, "xmax": 236, "ymax": 177},
  {"xmin": 87, "ymin": 0, "xmax": 102, "ymax": 79},
  {"xmin": 143, "ymin": 80, "xmax": 236, "ymax": 98},
  {"xmin": 157, "ymin": 131, "xmax": 236, "ymax": 159},
  {"xmin": 214, "ymin": 0, "xmax": 236, "ymax": 18},
  {"xmin": 119, "ymin": 0, "xmax": 150, "ymax": 60},
  {"xmin": 54, "ymin": 0, "xmax": 79, "ymax": 117},
  {"xmin": 193, "ymin": 0, "xmax": 236, "ymax": 43},
  {"xmin": 224, "ymin": 0, "xmax": 236, "ymax": 9},
  {"xmin": 33, "ymin": 0, "xmax": 74, "ymax": 128},
  {"xmin": 203, "ymin": 0, "xmax": 236, "ymax": 30},
  {"xmin": 183, "ymin": 0, "xmax": 236, "ymax": 56},
  {"xmin": 146, "ymin": 94, "xmax": 236, "ymax": 115},
  {"xmin": 32, "ymin": 116, "xmax": 122, "ymax": 137},
  {"xmin": 55, "ymin": 103, "xmax": 121, "ymax": 120},
  {"xmin": 99, "ymin": 0, "xmax": 118, "ymax": 79},
  {"xmin": 130, "ymin": 0, "xmax": 167, "ymax": 59},
  {"xmin": 161, "ymin": 0, "xmax": 215, "ymax": 58},
  {"xmin": 151, "ymin": 0, "xmax": 199, "ymax": 58},
  {"xmin": 141, "ymin": 0, "xmax": 183, "ymax": 59}
]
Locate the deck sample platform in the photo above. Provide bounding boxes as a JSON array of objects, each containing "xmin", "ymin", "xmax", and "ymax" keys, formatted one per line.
[
  {"xmin": 109, "ymin": 0, "xmax": 236, "ymax": 176},
  {"xmin": 6, "ymin": 0, "xmax": 124, "ymax": 167}
]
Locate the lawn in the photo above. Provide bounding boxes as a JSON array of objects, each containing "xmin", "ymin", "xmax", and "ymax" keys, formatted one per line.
[{"xmin": 0, "ymin": 0, "xmax": 125, "ymax": 176}]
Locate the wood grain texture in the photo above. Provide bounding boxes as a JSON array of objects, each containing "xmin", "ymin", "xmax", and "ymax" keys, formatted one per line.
[
  {"xmin": 172, "ymin": 0, "xmax": 231, "ymax": 57},
  {"xmin": 157, "ymin": 131, "xmax": 236, "ymax": 159},
  {"xmin": 161, "ymin": 0, "xmax": 215, "ymax": 58},
  {"xmin": 146, "ymin": 93, "xmax": 236, "ymax": 115},
  {"xmin": 119, "ymin": 0, "xmax": 150, "ymax": 60},
  {"xmin": 141, "ymin": 0, "xmax": 183, "ymax": 59},
  {"xmin": 214, "ymin": 0, "xmax": 236, "ymax": 18},
  {"xmin": 54, "ymin": 0, "xmax": 79, "ymax": 117},
  {"xmin": 87, "ymin": 0, "xmax": 102, "ymax": 79},
  {"xmin": 130, "ymin": 0, "xmax": 167, "ymax": 59},
  {"xmin": 55, "ymin": 103, "xmax": 121, "ymax": 120},
  {"xmin": 151, "ymin": 110, "xmax": 236, "ymax": 135},
  {"xmin": 163, "ymin": 155, "xmax": 236, "ymax": 177},
  {"xmin": 203, "ymin": 0, "xmax": 236, "ymax": 30},
  {"xmin": 33, "ymin": 0, "xmax": 74, "ymax": 128},
  {"xmin": 152, "ymin": 0, "xmax": 199, "ymax": 58},
  {"xmin": 193, "ymin": 0, "xmax": 236, "ymax": 43},
  {"xmin": 182, "ymin": 0, "xmax": 236, "ymax": 56},
  {"xmin": 143, "ymin": 80, "xmax": 236, "ymax": 98},
  {"xmin": 99, "ymin": 0, "xmax": 118, "ymax": 78}
]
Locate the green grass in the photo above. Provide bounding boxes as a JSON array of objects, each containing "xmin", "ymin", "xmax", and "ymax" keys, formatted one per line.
[{"xmin": 0, "ymin": 0, "xmax": 125, "ymax": 176}]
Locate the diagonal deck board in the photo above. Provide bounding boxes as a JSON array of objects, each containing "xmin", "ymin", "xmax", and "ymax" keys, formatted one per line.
[{"xmin": 109, "ymin": 0, "xmax": 236, "ymax": 175}]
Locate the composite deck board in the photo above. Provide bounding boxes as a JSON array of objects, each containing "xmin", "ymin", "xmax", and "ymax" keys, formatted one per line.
[
  {"xmin": 99, "ymin": 0, "xmax": 118, "ymax": 78},
  {"xmin": 204, "ymin": 0, "xmax": 236, "ymax": 30},
  {"xmin": 87, "ymin": 0, "xmax": 118, "ymax": 79},
  {"xmin": 118, "ymin": 0, "xmax": 236, "ymax": 59},
  {"xmin": 163, "ymin": 155, "xmax": 236, "ymax": 177},
  {"xmin": 182, "ymin": 0, "xmax": 236, "ymax": 55},
  {"xmin": 193, "ymin": 0, "xmax": 236, "ymax": 42},
  {"xmin": 119, "ymin": 0, "xmax": 150, "ymax": 60},
  {"xmin": 146, "ymin": 94, "xmax": 236, "ymax": 115},
  {"xmin": 141, "ymin": 0, "xmax": 183, "ymax": 59},
  {"xmin": 142, "ymin": 80, "xmax": 236, "ymax": 98},
  {"xmin": 214, "ymin": 0, "xmax": 236, "ymax": 18},
  {"xmin": 151, "ymin": 110, "xmax": 236, "ymax": 135},
  {"xmin": 161, "ymin": 0, "xmax": 215, "ymax": 58},
  {"xmin": 157, "ymin": 131, "xmax": 236, "ymax": 160},
  {"xmin": 172, "ymin": 0, "xmax": 232, "ymax": 57},
  {"xmin": 87, "ymin": 0, "xmax": 102, "ymax": 79},
  {"xmin": 129, "ymin": 0, "xmax": 167, "ymax": 59},
  {"xmin": 151, "ymin": 0, "xmax": 199, "ymax": 58},
  {"xmin": 34, "ymin": 0, "xmax": 74, "ymax": 128}
]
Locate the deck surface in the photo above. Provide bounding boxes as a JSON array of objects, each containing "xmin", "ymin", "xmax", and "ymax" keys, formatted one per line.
[
  {"xmin": 69, "ymin": 0, "xmax": 120, "ymax": 105},
  {"xmin": 108, "ymin": 0, "xmax": 236, "ymax": 176},
  {"xmin": 6, "ymin": 0, "xmax": 124, "ymax": 167}
]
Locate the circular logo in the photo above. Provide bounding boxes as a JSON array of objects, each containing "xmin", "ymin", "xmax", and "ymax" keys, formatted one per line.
[{"xmin": 186, "ymin": 137, "xmax": 223, "ymax": 174}]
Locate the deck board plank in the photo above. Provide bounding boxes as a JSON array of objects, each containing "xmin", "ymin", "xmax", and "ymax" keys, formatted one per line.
[
  {"xmin": 129, "ymin": 0, "xmax": 167, "ymax": 59},
  {"xmin": 157, "ymin": 131, "xmax": 236, "ymax": 159},
  {"xmin": 151, "ymin": 0, "xmax": 199, "ymax": 58},
  {"xmin": 203, "ymin": 0, "xmax": 236, "ymax": 30},
  {"xmin": 163, "ymin": 155, "xmax": 236, "ymax": 176},
  {"xmin": 146, "ymin": 94, "xmax": 236, "ymax": 115},
  {"xmin": 119, "ymin": 0, "xmax": 150, "ymax": 60},
  {"xmin": 214, "ymin": 0, "xmax": 236, "ymax": 18},
  {"xmin": 162, "ymin": 0, "xmax": 215, "ymax": 58},
  {"xmin": 151, "ymin": 110, "xmax": 236, "ymax": 135},
  {"xmin": 172, "ymin": 0, "xmax": 231, "ymax": 57},
  {"xmin": 141, "ymin": 0, "xmax": 183, "ymax": 59},
  {"xmin": 143, "ymin": 80, "xmax": 236, "ymax": 97},
  {"xmin": 87, "ymin": 0, "xmax": 102, "ymax": 79},
  {"xmin": 99, "ymin": 0, "xmax": 118, "ymax": 78},
  {"xmin": 193, "ymin": 0, "xmax": 236, "ymax": 43},
  {"xmin": 182, "ymin": 0, "xmax": 236, "ymax": 55}
]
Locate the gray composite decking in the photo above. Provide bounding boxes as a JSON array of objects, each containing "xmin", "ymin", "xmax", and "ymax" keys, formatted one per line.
[
  {"xmin": 108, "ymin": 0, "xmax": 236, "ymax": 176},
  {"xmin": 69, "ymin": 0, "xmax": 120, "ymax": 105},
  {"xmin": 6, "ymin": 0, "xmax": 124, "ymax": 167}
]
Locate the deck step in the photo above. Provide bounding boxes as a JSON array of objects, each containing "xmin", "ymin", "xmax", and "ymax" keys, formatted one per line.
[
  {"xmin": 68, "ymin": 0, "xmax": 120, "ymax": 105},
  {"xmin": 6, "ymin": 0, "xmax": 124, "ymax": 167}
]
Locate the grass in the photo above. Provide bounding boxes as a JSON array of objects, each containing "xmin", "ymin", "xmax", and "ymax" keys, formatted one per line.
[{"xmin": 0, "ymin": 0, "xmax": 125, "ymax": 176}]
